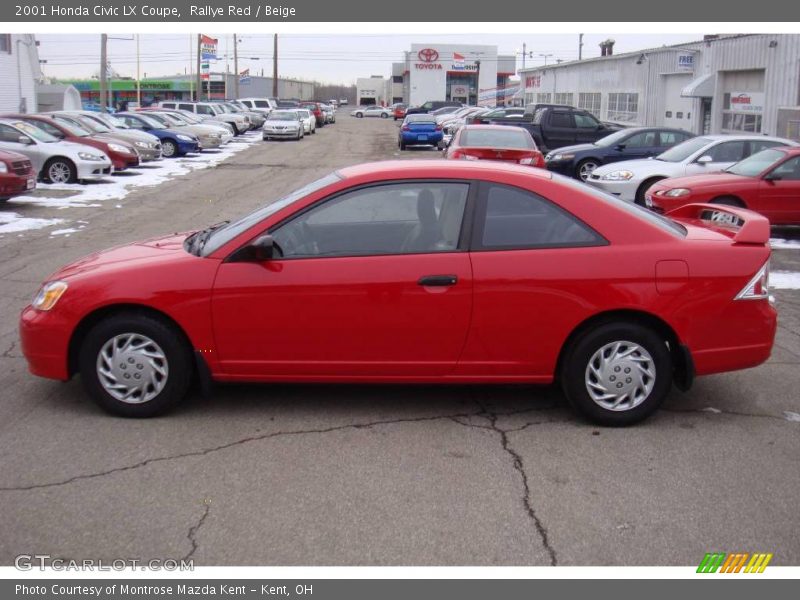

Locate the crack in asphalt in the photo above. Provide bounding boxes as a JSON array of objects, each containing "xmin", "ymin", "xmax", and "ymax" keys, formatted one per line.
[
  {"xmin": 662, "ymin": 406, "xmax": 791, "ymax": 421},
  {"xmin": 183, "ymin": 500, "xmax": 211, "ymax": 562},
  {"xmin": 0, "ymin": 411, "xmax": 485, "ymax": 492},
  {"xmin": 452, "ymin": 391, "xmax": 559, "ymax": 566},
  {"xmin": 1, "ymin": 341, "xmax": 17, "ymax": 359}
]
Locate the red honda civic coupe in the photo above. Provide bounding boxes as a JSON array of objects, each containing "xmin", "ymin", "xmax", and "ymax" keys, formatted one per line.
[
  {"xmin": 19, "ymin": 161, "xmax": 776, "ymax": 425},
  {"xmin": 444, "ymin": 125, "xmax": 545, "ymax": 168},
  {"xmin": 647, "ymin": 146, "xmax": 800, "ymax": 225}
]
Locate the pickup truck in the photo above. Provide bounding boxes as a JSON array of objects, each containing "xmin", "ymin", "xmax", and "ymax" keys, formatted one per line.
[{"xmin": 475, "ymin": 104, "xmax": 623, "ymax": 153}]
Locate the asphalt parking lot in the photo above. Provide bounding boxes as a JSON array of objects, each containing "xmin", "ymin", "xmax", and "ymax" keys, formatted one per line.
[{"xmin": 0, "ymin": 112, "xmax": 798, "ymax": 566}]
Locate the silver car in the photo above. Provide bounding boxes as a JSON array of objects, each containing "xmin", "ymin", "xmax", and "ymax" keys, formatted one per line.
[
  {"xmin": 50, "ymin": 111, "xmax": 162, "ymax": 161},
  {"xmin": 351, "ymin": 105, "xmax": 391, "ymax": 119},
  {"xmin": 291, "ymin": 108, "xmax": 316, "ymax": 134},
  {"xmin": 262, "ymin": 111, "xmax": 304, "ymax": 141},
  {"xmin": 158, "ymin": 101, "xmax": 249, "ymax": 135},
  {"xmin": 0, "ymin": 118, "xmax": 112, "ymax": 183}
]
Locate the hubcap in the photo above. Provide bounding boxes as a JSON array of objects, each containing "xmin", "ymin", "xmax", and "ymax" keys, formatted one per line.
[
  {"xmin": 163, "ymin": 142, "xmax": 176, "ymax": 157},
  {"xmin": 579, "ymin": 162, "xmax": 598, "ymax": 181},
  {"xmin": 49, "ymin": 162, "xmax": 71, "ymax": 183},
  {"xmin": 585, "ymin": 341, "xmax": 655, "ymax": 411},
  {"xmin": 96, "ymin": 333, "xmax": 168, "ymax": 404}
]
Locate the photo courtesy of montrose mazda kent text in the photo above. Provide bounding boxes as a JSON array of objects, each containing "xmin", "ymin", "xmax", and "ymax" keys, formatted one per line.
[{"xmin": 20, "ymin": 161, "xmax": 776, "ymax": 426}]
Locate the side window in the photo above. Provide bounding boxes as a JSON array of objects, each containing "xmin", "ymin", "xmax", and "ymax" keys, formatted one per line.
[
  {"xmin": 625, "ymin": 131, "xmax": 658, "ymax": 148},
  {"xmin": 162, "ymin": 103, "xmax": 175, "ymax": 109},
  {"xmin": 477, "ymin": 184, "xmax": 604, "ymax": 249},
  {"xmin": 124, "ymin": 117, "xmax": 144, "ymax": 129},
  {"xmin": 28, "ymin": 121, "xmax": 62, "ymax": 138},
  {"xmin": 705, "ymin": 141, "xmax": 747, "ymax": 162},
  {"xmin": 271, "ymin": 182, "xmax": 469, "ymax": 258},
  {"xmin": 0, "ymin": 124, "xmax": 25, "ymax": 143},
  {"xmin": 770, "ymin": 156, "xmax": 800, "ymax": 181},
  {"xmin": 749, "ymin": 140, "xmax": 782, "ymax": 154},
  {"xmin": 178, "ymin": 103, "xmax": 193, "ymax": 111},
  {"xmin": 549, "ymin": 112, "xmax": 573, "ymax": 128},
  {"xmin": 659, "ymin": 131, "xmax": 686, "ymax": 147},
  {"xmin": 574, "ymin": 113, "xmax": 600, "ymax": 129}
]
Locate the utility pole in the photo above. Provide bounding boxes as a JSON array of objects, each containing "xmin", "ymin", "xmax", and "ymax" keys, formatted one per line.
[
  {"xmin": 100, "ymin": 34, "xmax": 107, "ymax": 112},
  {"xmin": 272, "ymin": 33, "xmax": 278, "ymax": 97},
  {"xmin": 233, "ymin": 34, "xmax": 239, "ymax": 99},
  {"xmin": 579, "ymin": 34, "xmax": 584, "ymax": 60},
  {"xmin": 136, "ymin": 34, "xmax": 141, "ymax": 106},
  {"xmin": 475, "ymin": 59, "xmax": 481, "ymax": 106},
  {"xmin": 522, "ymin": 42, "xmax": 526, "ymax": 69},
  {"xmin": 189, "ymin": 34, "xmax": 194, "ymax": 101},
  {"xmin": 196, "ymin": 34, "xmax": 202, "ymax": 101}
]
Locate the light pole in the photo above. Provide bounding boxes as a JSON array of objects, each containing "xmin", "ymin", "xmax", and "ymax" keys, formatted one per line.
[
  {"xmin": 539, "ymin": 53, "xmax": 553, "ymax": 67},
  {"xmin": 474, "ymin": 59, "xmax": 481, "ymax": 106}
]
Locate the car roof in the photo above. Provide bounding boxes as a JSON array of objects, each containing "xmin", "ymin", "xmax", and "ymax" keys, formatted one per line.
[
  {"xmin": 460, "ymin": 124, "xmax": 532, "ymax": 133},
  {"xmin": 338, "ymin": 159, "xmax": 552, "ymax": 180}
]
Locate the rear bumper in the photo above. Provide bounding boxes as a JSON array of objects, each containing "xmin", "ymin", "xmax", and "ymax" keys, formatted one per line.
[
  {"xmin": 19, "ymin": 305, "xmax": 71, "ymax": 381},
  {"xmin": 401, "ymin": 132, "xmax": 443, "ymax": 145}
]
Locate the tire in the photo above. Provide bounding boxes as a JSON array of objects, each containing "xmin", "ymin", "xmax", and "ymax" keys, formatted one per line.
[
  {"xmin": 711, "ymin": 195, "xmax": 745, "ymax": 208},
  {"xmin": 381, "ymin": 113, "xmax": 388, "ymax": 119},
  {"xmin": 576, "ymin": 159, "xmax": 600, "ymax": 182},
  {"xmin": 560, "ymin": 322, "xmax": 672, "ymax": 426},
  {"xmin": 399, "ymin": 141, "xmax": 406, "ymax": 151},
  {"xmin": 43, "ymin": 158, "xmax": 77, "ymax": 184},
  {"xmin": 635, "ymin": 177, "xmax": 664, "ymax": 206},
  {"xmin": 161, "ymin": 139, "xmax": 178, "ymax": 158},
  {"xmin": 79, "ymin": 313, "xmax": 193, "ymax": 418},
  {"xmin": 356, "ymin": 113, "xmax": 363, "ymax": 118}
]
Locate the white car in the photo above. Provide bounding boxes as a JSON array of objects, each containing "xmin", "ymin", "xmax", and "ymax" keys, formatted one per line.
[
  {"xmin": 351, "ymin": 106, "xmax": 391, "ymax": 119},
  {"xmin": 588, "ymin": 134, "xmax": 798, "ymax": 204},
  {"xmin": 291, "ymin": 108, "xmax": 316, "ymax": 135},
  {"xmin": 262, "ymin": 110, "xmax": 304, "ymax": 141},
  {"xmin": 0, "ymin": 118, "xmax": 113, "ymax": 183}
]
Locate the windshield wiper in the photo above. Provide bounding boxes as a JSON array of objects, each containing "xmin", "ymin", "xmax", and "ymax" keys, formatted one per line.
[{"xmin": 187, "ymin": 220, "xmax": 229, "ymax": 255}]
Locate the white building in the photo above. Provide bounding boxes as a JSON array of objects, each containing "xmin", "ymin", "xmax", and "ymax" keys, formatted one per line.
[
  {"xmin": 0, "ymin": 34, "xmax": 42, "ymax": 113},
  {"xmin": 356, "ymin": 76, "xmax": 388, "ymax": 106},
  {"xmin": 518, "ymin": 34, "xmax": 800, "ymax": 140}
]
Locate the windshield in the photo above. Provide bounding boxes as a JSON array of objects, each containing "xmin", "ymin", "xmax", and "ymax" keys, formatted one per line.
[
  {"xmin": 656, "ymin": 137, "xmax": 712, "ymax": 162},
  {"xmin": 12, "ymin": 121, "xmax": 59, "ymax": 142},
  {"xmin": 269, "ymin": 112, "xmax": 298, "ymax": 121},
  {"xmin": 726, "ymin": 148, "xmax": 787, "ymax": 177},
  {"xmin": 75, "ymin": 116, "xmax": 111, "ymax": 133},
  {"xmin": 51, "ymin": 119, "xmax": 91, "ymax": 137},
  {"xmin": 133, "ymin": 114, "xmax": 164, "ymax": 129},
  {"xmin": 595, "ymin": 129, "xmax": 638, "ymax": 147},
  {"xmin": 158, "ymin": 113, "xmax": 185, "ymax": 126},
  {"xmin": 461, "ymin": 129, "xmax": 533, "ymax": 149},
  {"xmin": 176, "ymin": 111, "xmax": 202, "ymax": 123},
  {"xmin": 405, "ymin": 114, "xmax": 436, "ymax": 124},
  {"xmin": 201, "ymin": 173, "xmax": 342, "ymax": 256},
  {"xmin": 94, "ymin": 113, "xmax": 128, "ymax": 129}
]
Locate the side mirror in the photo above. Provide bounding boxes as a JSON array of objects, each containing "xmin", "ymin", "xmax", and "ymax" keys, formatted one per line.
[
  {"xmin": 596, "ymin": 124, "xmax": 605, "ymax": 130},
  {"xmin": 614, "ymin": 144, "xmax": 626, "ymax": 151},
  {"xmin": 18, "ymin": 136, "xmax": 33, "ymax": 145},
  {"xmin": 764, "ymin": 171, "xmax": 782, "ymax": 182},
  {"xmin": 251, "ymin": 235, "xmax": 275, "ymax": 261},
  {"xmin": 697, "ymin": 155, "xmax": 713, "ymax": 165}
]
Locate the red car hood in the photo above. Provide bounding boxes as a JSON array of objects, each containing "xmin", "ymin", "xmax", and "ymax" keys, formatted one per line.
[
  {"xmin": 50, "ymin": 232, "xmax": 192, "ymax": 280},
  {"xmin": 656, "ymin": 172, "xmax": 757, "ymax": 190}
]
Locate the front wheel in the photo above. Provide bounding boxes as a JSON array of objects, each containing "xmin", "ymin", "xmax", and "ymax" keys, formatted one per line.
[
  {"xmin": 356, "ymin": 113, "xmax": 363, "ymax": 118},
  {"xmin": 381, "ymin": 113, "xmax": 388, "ymax": 119},
  {"xmin": 576, "ymin": 159, "xmax": 600, "ymax": 182},
  {"xmin": 79, "ymin": 313, "xmax": 193, "ymax": 418},
  {"xmin": 161, "ymin": 139, "xmax": 178, "ymax": 158},
  {"xmin": 561, "ymin": 322, "xmax": 672, "ymax": 426},
  {"xmin": 635, "ymin": 178, "xmax": 664, "ymax": 206},
  {"xmin": 44, "ymin": 158, "xmax": 77, "ymax": 184}
]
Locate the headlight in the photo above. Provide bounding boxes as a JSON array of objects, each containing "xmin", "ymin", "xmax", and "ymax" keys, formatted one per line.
[
  {"xmin": 550, "ymin": 153, "xmax": 574, "ymax": 161},
  {"xmin": 0, "ymin": 162, "xmax": 7, "ymax": 174},
  {"xmin": 108, "ymin": 143, "xmax": 131, "ymax": 154},
  {"xmin": 600, "ymin": 170, "xmax": 634, "ymax": 181},
  {"xmin": 177, "ymin": 134, "xmax": 193, "ymax": 141},
  {"xmin": 210, "ymin": 132, "xmax": 221, "ymax": 138},
  {"xmin": 77, "ymin": 152, "xmax": 105, "ymax": 161},
  {"xmin": 662, "ymin": 188, "xmax": 691, "ymax": 197},
  {"xmin": 32, "ymin": 281, "xmax": 68, "ymax": 311},
  {"xmin": 134, "ymin": 141, "xmax": 148, "ymax": 148}
]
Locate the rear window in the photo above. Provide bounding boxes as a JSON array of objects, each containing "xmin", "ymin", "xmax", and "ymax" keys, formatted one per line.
[
  {"xmin": 461, "ymin": 129, "xmax": 534, "ymax": 150},
  {"xmin": 405, "ymin": 114, "xmax": 436, "ymax": 123}
]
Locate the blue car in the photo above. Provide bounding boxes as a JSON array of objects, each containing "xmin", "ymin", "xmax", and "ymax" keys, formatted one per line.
[
  {"xmin": 544, "ymin": 127, "xmax": 695, "ymax": 182},
  {"xmin": 398, "ymin": 114, "xmax": 443, "ymax": 150},
  {"xmin": 115, "ymin": 112, "xmax": 200, "ymax": 158}
]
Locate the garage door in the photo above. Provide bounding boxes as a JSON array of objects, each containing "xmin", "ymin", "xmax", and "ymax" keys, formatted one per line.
[{"xmin": 662, "ymin": 74, "xmax": 694, "ymax": 130}]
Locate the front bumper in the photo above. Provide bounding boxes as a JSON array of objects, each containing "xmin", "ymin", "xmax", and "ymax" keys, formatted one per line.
[
  {"xmin": 586, "ymin": 176, "xmax": 638, "ymax": 201},
  {"xmin": 263, "ymin": 128, "xmax": 302, "ymax": 139},
  {"xmin": 75, "ymin": 160, "xmax": 114, "ymax": 180},
  {"xmin": 110, "ymin": 153, "xmax": 140, "ymax": 171},
  {"xmin": 19, "ymin": 305, "xmax": 71, "ymax": 381},
  {"xmin": 137, "ymin": 145, "xmax": 162, "ymax": 161},
  {"xmin": 179, "ymin": 139, "xmax": 201, "ymax": 154}
]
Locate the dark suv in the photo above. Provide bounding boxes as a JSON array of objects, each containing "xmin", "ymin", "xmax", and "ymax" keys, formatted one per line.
[{"xmin": 405, "ymin": 100, "xmax": 463, "ymax": 116}]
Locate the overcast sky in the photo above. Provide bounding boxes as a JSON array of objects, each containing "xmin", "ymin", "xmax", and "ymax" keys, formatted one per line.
[{"xmin": 37, "ymin": 33, "xmax": 702, "ymax": 84}]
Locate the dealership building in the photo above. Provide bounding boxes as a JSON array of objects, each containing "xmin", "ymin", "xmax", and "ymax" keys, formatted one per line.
[
  {"xmin": 518, "ymin": 34, "xmax": 800, "ymax": 140},
  {"xmin": 387, "ymin": 44, "xmax": 516, "ymax": 107}
]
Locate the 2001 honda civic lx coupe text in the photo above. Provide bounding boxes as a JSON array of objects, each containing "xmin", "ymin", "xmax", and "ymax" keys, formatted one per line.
[{"xmin": 19, "ymin": 161, "xmax": 776, "ymax": 425}]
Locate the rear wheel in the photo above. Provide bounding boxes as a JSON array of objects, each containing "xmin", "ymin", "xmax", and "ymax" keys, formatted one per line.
[
  {"xmin": 561, "ymin": 322, "xmax": 672, "ymax": 426},
  {"xmin": 44, "ymin": 158, "xmax": 77, "ymax": 184},
  {"xmin": 356, "ymin": 112, "xmax": 363, "ymax": 118},
  {"xmin": 161, "ymin": 139, "xmax": 178, "ymax": 158},
  {"xmin": 79, "ymin": 313, "xmax": 193, "ymax": 418},
  {"xmin": 576, "ymin": 159, "xmax": 600, "ymax": 182},
  {"xmin": 381, "ymin": 113, "xmax": 388, "ymax": 119},
  {"xmin": 399, "ymin": 141, "xmax": 406, "ymax": 151},
  {"xmin": 635, "ymin": 177, "xmax": 664, "ymax": 206}
]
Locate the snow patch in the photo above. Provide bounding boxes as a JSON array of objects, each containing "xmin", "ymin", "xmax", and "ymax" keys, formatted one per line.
[
  {"xmin": 770, "ymin": 238, "xmax": 800, "ymax": 249},
  {"xmin": 770, "ymin": 271, "xmax": 800, "ymax": 290},
  {"xmin": 0, "ymin": 211, "xmax": 65, "ymax": 234},
  {"xmin": 783, "ymin": 411, "xmax": 800, "ymax": 422}
]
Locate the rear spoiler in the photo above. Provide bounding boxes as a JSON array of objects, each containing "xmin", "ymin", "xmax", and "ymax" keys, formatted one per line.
[{"xmin": 665, "ymin": 203, "xmax": 770, "ymax": 245}]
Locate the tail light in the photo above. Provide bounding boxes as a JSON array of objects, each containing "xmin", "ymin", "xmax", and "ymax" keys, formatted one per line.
[
  {"xmin": 401, "ymin": 125, "xmax": 410, "ymax": 131},
  {"xmin": 435, "ymin": 125, "xmax": 442, "ymax": 131},
  {"xmin": 735, "ymin": 261, "xmax": 770, "ymax": 301},
  {"xmin": 519, "ymin": 157, "xmax": 534, "ymax": 165}
]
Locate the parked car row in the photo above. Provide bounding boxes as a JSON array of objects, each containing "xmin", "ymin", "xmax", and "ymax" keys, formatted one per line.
[{"xmin": 263, "ymin": 104, "xmax": 337, "ymax": 141}]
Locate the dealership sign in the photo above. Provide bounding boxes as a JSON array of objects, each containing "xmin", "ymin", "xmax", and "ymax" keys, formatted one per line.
[
  {"xmin": 200, "ymin": 34, "xmax": 218, "ymax": 60},
  {"xmin": 450, "ymin": 52, "xmax": 477, "ymax": 71},
  {"xmin": 730, "ymin": 91, "xmax": 765, "ymax": 113},
  {"xmin": 676, "ymin": 52, "xmax": 695, "ymax": 71},
  {"xmin": 451, "ymin": 84, "xmax": 469, "ymax": 97},
  {"xmin": 525, "ymin": 75, "xmax": 542, "ymax": 88},
  {"xmin": 416, "ymin": 47, "xmax": 442, "ymax": 69}
]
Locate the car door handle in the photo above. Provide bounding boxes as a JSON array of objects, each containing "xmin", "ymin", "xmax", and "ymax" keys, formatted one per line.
[{"xmin": 418, "ymin": 275, "xmax": 458, "ymax": 287}]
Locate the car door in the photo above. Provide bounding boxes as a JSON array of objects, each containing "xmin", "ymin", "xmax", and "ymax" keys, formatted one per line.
[
  {"xmin": 0, "ymin": 124, "xmax": 44, "ymax": 172},
  {"xmin": 684, "ymin": 139, "xmax": 748, "ymax": 176},
  {"xmin": 211, "ymin": 180, "xmax": 474, "ymax": 378},
  {"xmin": 573, "ymin": 112, "xmax": 604, "ymax": 145},
  {"xmin": 757, "ymin": 155, "xmax": 800, "ymax": 224},
  {"xmin": 455, "ymin": 182, "xmax": 608, "ymax": 378},
  {"xmin": 545, "ymin": 110, "xmax": 577, "ymax": 149}
]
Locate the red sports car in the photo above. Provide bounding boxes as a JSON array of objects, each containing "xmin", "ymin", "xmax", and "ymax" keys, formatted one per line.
[
  {"xmin": 1, "ymin": 113, "xmax": 140, "ymax": 172},
  {"xmin": 393, "ymin": 104, "xmax": 407, "ymax": 121},
  {"xmin": 0, "ymin": 149, "xmax": 36, "ymax": 201},
  {"xmin": 19, "ymin": 161, "xmax": 776, "ymax": 425},
  {"xmin": 647, "ymin": 146, "xmax": 800, "ymax": 225},
  {"xmin": 444, "ymin": 125, "xmax": 545, "ymax": 167}
]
